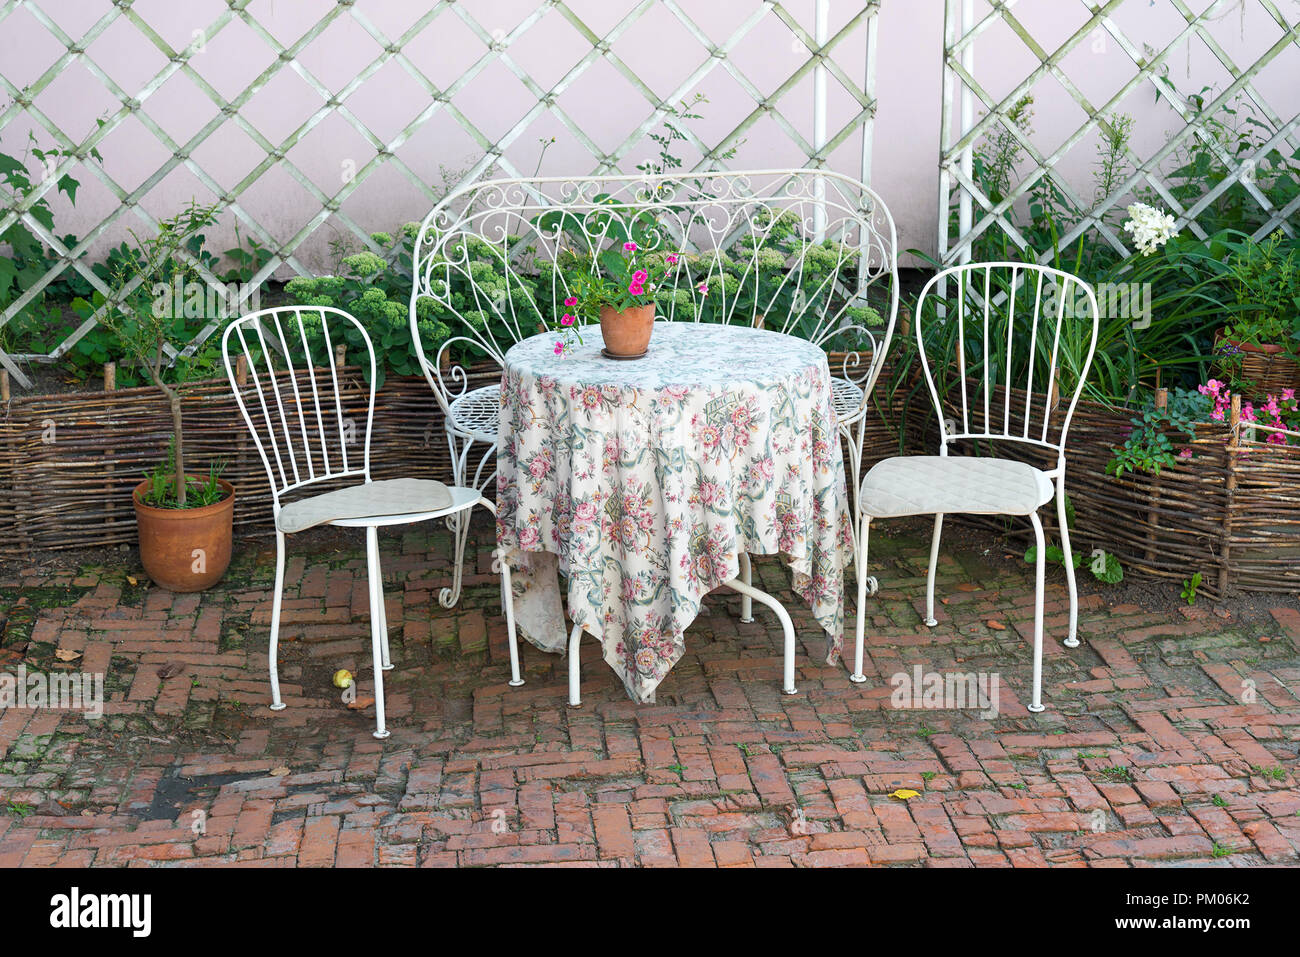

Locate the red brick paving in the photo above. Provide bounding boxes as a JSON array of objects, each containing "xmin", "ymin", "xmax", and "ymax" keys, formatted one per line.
[{"xmin": 0, "ymin": 516, "xmax": 1296, "ymax": 867}]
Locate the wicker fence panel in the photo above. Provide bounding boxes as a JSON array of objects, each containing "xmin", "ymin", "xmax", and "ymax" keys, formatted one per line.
[
  {"xmin": 3, "ymin": 363, "xmax": 1297, "ymax": 599},
  {"xmin": 0, "ymin": 363, "xmax": 499, "ymax": 557},
  {"xmin": 1227, "ymin": 438, "xmax": 1300, "ymax": 593}
]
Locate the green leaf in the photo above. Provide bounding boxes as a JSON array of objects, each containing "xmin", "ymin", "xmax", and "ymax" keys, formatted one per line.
[{"xmin": 1090, "ymin": 550, "xmax": 1124, "ymax": 584}]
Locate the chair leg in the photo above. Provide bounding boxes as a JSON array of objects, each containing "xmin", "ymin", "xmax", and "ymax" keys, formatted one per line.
[
  {"xmin": 1027, "ymin": 512, "xmax": 1046, "ymax": 714},
  {"xmin": 736, "ymin": 552, "xmax": 754, "ymax": 623},
  {"xmin": 843, "ymin": 421, "xmax": 864, "ymax": 580},
  {"xmin": 441, "ymin": 510, "xmax": 472, "ymax": 610},
  {"xmin": 478, "ymin": 498, "xmax": 525, "ymax": 689},
  {"xmin": 851, "ymin": 517, "xmax": 872, "ymax": 683},
  {"xmin": 1057, "ymin": 484, "xmax": 1080, "ymax": 649},
  {"xmin": 567, "ymin": 621, "xmax": 584, "ymax": 707},
  {"xmin": 268, "ymin": 531, "xmax": 287, "ymax": 711},
  {"xmin": 440, "ymin": 430, "xmax": 473, "ymax": 610},
  {"xmin": 366, "ymin": 526, "xmax": 391, "ymax": 739},
  {"xmin": 924, "ymin": 512, "xmax": 943, "ymax": 626},
  {"xmin": 373, "ymin": 538, "xmax": 392, "ymax": 671},
  {"xmin": 502, "ymin": 556, "xmax": 523, "ymax": 687}
]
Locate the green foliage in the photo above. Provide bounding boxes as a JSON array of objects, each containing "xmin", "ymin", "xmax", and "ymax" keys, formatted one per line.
[
  {"xmin": 285, "ymin": 230, "xmax": 420, "ymax": 388},
  {"xmin": 1107, "ymin": 387, "xmax": 1209, "ymax": 479},
  {"xmin": 0, "ymin": 132, "xmax": 102, "ymax": 358},
  {"xmin": 942, "ymin": 89, "xmax": 1299, "ymax": 410},
  {"xmin": 1022, "ymin": 493, "xmax": 1123, "ymax": 584},
  {"xmin": 1143, "ymin": 87, "xmax": 1300, "ymax": 237},
  {"xmin": 635, "ymin": 93, "xmax": 743, "ymax": 180},
  {"xmin": 1221, "ymin": 230, "xmax": 1300, "ymax": 349},
  {"xmin": 91, "ymin": 199, "xmax": 224, "ymax": 508},
  {"xmin": 138, "ymin": 444, "xmax": 227, "ymax": 509},
  {"xmin": 1181, "ymin": 571, "xmax": 1203, "ymax": 606},
  {"xmin": 288, "ymin": 227, "xmax": 548, "ymax": 385},
  {"xmin": 1024, "ymin": 543, "xmax": 1081, "ymax": 569},
  {"xmin": 1091, "ymin": 549, "xmax": 1124, "ymax": 584}
]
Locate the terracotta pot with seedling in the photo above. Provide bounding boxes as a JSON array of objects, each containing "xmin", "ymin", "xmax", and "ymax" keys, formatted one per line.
[{"xmin": 93, "ymin": 200, "xmax": 236, "ymax": 592}]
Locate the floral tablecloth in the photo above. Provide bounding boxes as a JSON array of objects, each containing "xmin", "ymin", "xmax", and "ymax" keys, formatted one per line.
[{"xmin": 496, "ymin": 321, "xmax": 851, "ymax": 703}]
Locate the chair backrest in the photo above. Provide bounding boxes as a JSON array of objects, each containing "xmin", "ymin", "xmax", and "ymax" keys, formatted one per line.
[
  {"xmin": 913, "ymin": 262, "xmax": 1100, "ymax": 470},
  {"xmin": 408, "ymin": 168, "xmax": 900, "ymax": 415},
  {"xmin": 222, "ymin": 306, "xmax": 376, "ymax": 509}
]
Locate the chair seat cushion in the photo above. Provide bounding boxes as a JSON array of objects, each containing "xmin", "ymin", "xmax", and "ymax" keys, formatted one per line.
[
  {"xmin": 860, "ymin": 455, "xmax": 1054, "ymax": 518},
  {"xmin": 277, "ymin": 478, "xmax": 454, "ymax": 533}
]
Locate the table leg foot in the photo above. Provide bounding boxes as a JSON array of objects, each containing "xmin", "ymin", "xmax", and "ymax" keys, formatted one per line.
[{"xmin": 849, "ymin": 673, "xmax": 868, "ymax": 684}]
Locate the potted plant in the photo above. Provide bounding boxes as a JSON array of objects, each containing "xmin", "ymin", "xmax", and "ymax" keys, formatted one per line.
[
  {"xmin": 1217, "ymin": 230, "xmax": 1300, "ymax": 394},
  {"xmin": 88, "ymin": 199, "xmax": 236, "ymax": 592},
  {"xmin": 569, "ymin": 241, "xmax": 674, "ymax": 357}
]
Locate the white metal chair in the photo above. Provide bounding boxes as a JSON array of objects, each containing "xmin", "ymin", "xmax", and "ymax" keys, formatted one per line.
[
  {"xmin": 409, "ymin": 170, "xmax": 901, "ymax": 610},
  {"xmin": 221, "ymin": 305, "xmax": 522, "ymax": 739},
  {"xmin": 851, "ymin": 263, "xmax": 1100, "ymax": 712}
]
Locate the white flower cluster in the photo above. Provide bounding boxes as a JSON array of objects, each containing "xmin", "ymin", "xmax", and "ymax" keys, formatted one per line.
[{"xmin": 1122, "ymin": 202, "xmax": 1177, "ymax": 256}]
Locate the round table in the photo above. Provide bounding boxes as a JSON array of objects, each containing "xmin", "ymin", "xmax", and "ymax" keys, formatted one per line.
[{"xmin": 496, "ymin": 321, "xmax": 851, "ymax": 703}]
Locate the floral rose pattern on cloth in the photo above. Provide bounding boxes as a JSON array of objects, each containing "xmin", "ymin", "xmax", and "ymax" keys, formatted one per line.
[{"xmin": 496, "ymin": 322, "xmax": 852, "ymax": 703}]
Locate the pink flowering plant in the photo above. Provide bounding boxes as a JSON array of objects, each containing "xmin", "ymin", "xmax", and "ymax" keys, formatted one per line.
[
  {"xmin": 548, "ymin": 292, "xmax": 584, "ymax": 357},
  {"xmin": 567, "ymin": 241, "xmax": 677, "ymax": 323},
  {"xmin": 1199, "ymin": 379, "xmax": 1300, "ymax": 445},
  {"xmin": 1108, "ymin": 380, "xmax": 1300, "ymax": 479}
]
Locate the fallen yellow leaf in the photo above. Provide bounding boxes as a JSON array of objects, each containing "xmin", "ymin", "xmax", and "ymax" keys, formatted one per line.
[
  {"xmin": 54, "ymin": 649, "xmax": 82, "ymax": 662},
  {"xmin": 126, "ymin": 575, "xmax": 138, "ymax": 586},
  {"xmin": 890, "ymin": 788, "xmax": 921, "ymax": 801}
]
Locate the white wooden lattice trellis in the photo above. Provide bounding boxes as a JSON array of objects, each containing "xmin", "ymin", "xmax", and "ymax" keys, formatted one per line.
[
  {"xmin": 0, "ymin": 0, "xmax": 881, "ymax": 389},
  {"xmin": 938, "ymin": 0, "xmax": 1300, "ymax": 267}
]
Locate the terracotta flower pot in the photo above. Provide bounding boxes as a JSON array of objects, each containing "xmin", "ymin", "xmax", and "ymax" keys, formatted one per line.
[
  {"xmin": 133, "ymin": 477, "xmax": 235, "ymax": 593},
  {"xmin": 599, "ymin": 303, "xmax": 655, "ymax": 357},
  {"xmin": 1220, "ymin": 335, "xmax": 1287, "ymax": 356}
]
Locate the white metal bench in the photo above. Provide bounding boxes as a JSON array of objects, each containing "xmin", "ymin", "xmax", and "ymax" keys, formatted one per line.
[{"xmin": 409, "ymin": 169, "xmax": 901, "ymax": 613}]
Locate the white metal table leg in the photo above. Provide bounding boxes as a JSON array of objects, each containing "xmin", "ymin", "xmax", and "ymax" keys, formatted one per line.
[
  {"xmin": 723, "ymin": 576, "xmax": 797, "ymax": 695},
  {"xmin": 736, "ymin": 552, "xmax": 754, "ymax": 622},
  {"xmin": 567, "ymin": 622, "xmax": 584, "ymax": 706}
]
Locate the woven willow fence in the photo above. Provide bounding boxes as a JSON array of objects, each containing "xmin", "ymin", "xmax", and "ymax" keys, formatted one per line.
[
  {"xmin": 0, "ymin": 363, "xmax": 499, "ymax": 557},
  {"xmin": 890, "ymin": 380, "xmax": 1300, "ymax": 600},
  {"xmin": 938, "ymin": 0, "xmax": 1300, "ymax": 265},
  {"xmin": 0, "ymin": 0, "xmax": 880, "ymax": 389}
]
